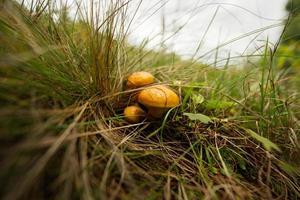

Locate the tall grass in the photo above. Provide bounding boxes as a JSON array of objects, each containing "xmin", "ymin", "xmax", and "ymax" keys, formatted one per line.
[{"xmin": 0, "ymin": 0, "xmax": 299, "ymax": 199}]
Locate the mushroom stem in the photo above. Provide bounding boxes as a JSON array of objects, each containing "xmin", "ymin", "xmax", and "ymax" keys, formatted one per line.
[{"xmin": 147, "ymin": 107, "xmax": 167, "ymax": 118}]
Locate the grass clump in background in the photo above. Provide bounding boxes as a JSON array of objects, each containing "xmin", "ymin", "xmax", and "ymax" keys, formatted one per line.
[{"xmin": 0, "ymin": 0, "xmax": 299, "ymax": 199}]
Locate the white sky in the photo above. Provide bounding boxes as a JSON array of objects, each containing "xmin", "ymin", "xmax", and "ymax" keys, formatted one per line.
[{"xmin": 127, "ymin": 0, "xmax": 288, "ymax": 65}]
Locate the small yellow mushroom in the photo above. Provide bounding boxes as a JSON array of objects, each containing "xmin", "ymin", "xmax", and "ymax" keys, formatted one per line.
[
  {"xmin": 126, "ymin": 71, "xmax": 155, "ymax": 89},
  {"xmin": 123, "ymin": 105, "xmax": 146, "ymax": 123}
]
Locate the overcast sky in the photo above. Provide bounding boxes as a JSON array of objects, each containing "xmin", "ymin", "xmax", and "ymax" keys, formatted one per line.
[{"xmin": 127, "ymin": 0, "xmax": 288, "ymax": 64}]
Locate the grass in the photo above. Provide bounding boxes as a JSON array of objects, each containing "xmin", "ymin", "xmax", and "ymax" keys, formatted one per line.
[{"xmin": 0, "ymin": 0, "xmax": 300, "ymax": 199}]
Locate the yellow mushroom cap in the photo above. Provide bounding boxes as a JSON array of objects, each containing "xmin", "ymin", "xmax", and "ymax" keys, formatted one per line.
[
  {"xmin": 137, "ymin": 85, "xmax": 180, "ymax": 108},
  {"xmin": 124, "ymin": 105, "xmax": 146, "ymax": 123},
  {"xmin": 126, "ymin": 71, "xmax": 154, "ymax": 88}
]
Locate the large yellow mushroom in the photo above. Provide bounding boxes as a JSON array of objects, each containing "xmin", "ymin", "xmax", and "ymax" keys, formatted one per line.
[
  {"xmin": 137, "ymin": 85, "xmax": 180, "ymax": 118},
  {"xmin": 126, "ymin": 71, "xmax": 155, "ymax": 89},
  {"xmin": 123, "ymin": 105, "xmax": 146, "ymax": 123}
]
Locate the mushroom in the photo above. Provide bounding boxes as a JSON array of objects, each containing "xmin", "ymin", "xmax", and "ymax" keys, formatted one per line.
[
  {"xmin": 123, "ymin": 105, "xmax": 146, "ymax": 123},
  {"xmin": 137, "ymin": 85, "xmax": 180, "ymax": 118},
  {"xmin": 126, "ymin": 71, "xmax": 155, "ymax": 89}
]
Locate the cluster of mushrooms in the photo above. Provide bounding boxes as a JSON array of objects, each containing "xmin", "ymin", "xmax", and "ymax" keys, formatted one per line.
[{"xmin": 123, "ymin": 71, "xmax": 180, "ymax": 123}]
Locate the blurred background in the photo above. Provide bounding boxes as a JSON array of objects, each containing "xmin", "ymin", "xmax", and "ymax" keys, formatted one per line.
[{"xmin": 43, "ymin": 0, "xmax": 300, "ymax": 65}]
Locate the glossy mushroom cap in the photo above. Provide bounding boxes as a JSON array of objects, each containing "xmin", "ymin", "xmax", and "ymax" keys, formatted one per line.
[
  {"xmin": 124, "ymin": 105, "xmax": 146, "ymax": 123},
  {"xmin": 126, "ymin": 71, "xmax": 154, "ymax": 88},
  {"xmin": 138, "ymin": 85, "xmax": 179, "ymax": 108},
  {"xmin": 137, "ymin": 85, "xmax": 180, "ymax": 118}
]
